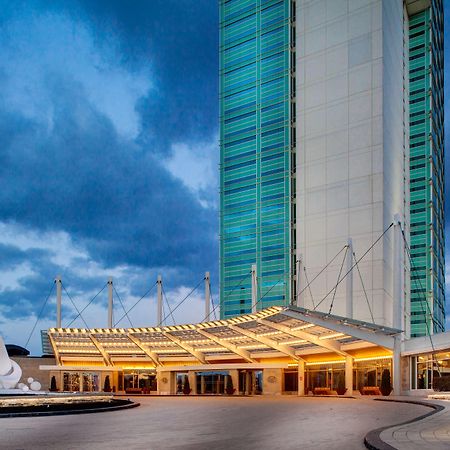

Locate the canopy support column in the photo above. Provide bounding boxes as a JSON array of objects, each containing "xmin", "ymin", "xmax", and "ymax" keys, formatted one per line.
[
  {"xmin": 55, "ymin": 275, "xmax": 62, "ymax": 328},
  {"xmin": 157, "ymin": 275, "xmax": 162, "ymax": 325},
  {"xmin": 107, "ymin": 277, "xmax": 113, "ymax": 328},
  {"xmin": 251, "ymin": 265, "xmax": 258, "ymax": 313},
  {"xmin": 345, "ymin": 355, "xmax": 353, "ymax": 395},
  {"xmin": 298, "ymin": 360, "xmax": 305, "ymax": 396},
  {"xmin": 393, "ymin": 335, "xmax": 402, "ymax": 395}
]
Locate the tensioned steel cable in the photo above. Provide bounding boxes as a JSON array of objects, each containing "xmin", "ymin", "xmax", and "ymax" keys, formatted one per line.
[
  {"xmin": 303, "ymin": 267, "xmax": 316, "ymax": 308},
  {"xmin": 210, "ymin": 287, "xmax": 218, "ymax": 320},
  {"xmin": 114, "ymin": 281, "xmax": 157, "ymax": 327},
  {"xmin": 159, "ymin": 278, "xmax": 204, "ymax": 326},
  {"xmin": 161, "ymin": 285, "xmax": 176, "ymax": 326},
  {"xmin": 352, "ymin": 251, "xmax": 375, "ymax": 324},
  {"xmin": 24, "ymin": 281, "xmax": 56, "ymax": 348},
  {"xmin": 202, "ymin": 279, "xmax": 218, "ymax": 322},
  {"xmin": 66, "ymin": 283, "xmax": 108, "ymax": 328},
  {"xmin": 113, "ymin": 285, "xmax": 133, "ymax": 328},
  {"xmin": 62, "ymin": 284, "xmax": 89, "ymax": 328},
  {"xmin": 314, "ymin": 222, "xmax": 394, "ymax": 311},
  {"xmin": 401, "ymin": 228, "xmax": 441, "ymax": 375},
  {"xmin": 204, "ymin": 285, "xmax": 221, "ymax": 322},
  {"xmin": 252, "ymin": 271, "xmax": 288, "ymax": 310},
  {"xmin": 328, "ymin": 245, "xmax": 349, "ymax": 314},
  {"xmin": 296, "ymin": 245, "xmax": 348, "ymax": 303},
  {"xmin": 207, "ymin": 271, "xmax": 252, "ymax": 321}
]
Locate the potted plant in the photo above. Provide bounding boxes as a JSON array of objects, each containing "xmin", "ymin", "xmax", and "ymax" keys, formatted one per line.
[
  {"xmin": 183, "ymin": 375, "xmax": 191, "ymax": 395},
  {"xmin": 380, "ymin": 369, "xmax": 392, "ymax": 396},
  {"xmin": 50, "ymin": 375, "xmax": 57, "ymax": 392},
  {"xmin": 433, "ymin": 375, "xmax": 450, "ymax": 392},
  {"xmin": 103, "ymin": 375, "xmax": 111, "ymax": 392},
  {"xmin": 336, "ymin": 373, "xmax": 347, "ymax": 395},
  {"xmin": 225, "ymin": 375, "xmax": 235, "ymax": 395}
]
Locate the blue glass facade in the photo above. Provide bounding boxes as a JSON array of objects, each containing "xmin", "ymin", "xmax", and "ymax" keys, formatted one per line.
[
  {"xmin": 219, "ymin": 0, "xmax": 295, "ymax": 318},
  {"xmin": 408, "ymin": 0, "xmax": 445, "ymax": 336}
]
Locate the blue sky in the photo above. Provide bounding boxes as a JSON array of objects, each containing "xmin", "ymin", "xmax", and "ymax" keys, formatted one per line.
[{"xmin": 0, "ymin": 1, "xmax": 448, "ymax": 354}]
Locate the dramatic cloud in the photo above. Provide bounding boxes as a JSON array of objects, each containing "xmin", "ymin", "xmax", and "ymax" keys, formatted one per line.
[{"xmin": 0, "ymin": 0, "xmax": 219, "ymax": 353}]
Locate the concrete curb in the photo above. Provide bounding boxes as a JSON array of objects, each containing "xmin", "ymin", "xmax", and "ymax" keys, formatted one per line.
[
  {"xmin": 364, "ymin": 398, "xmax": 445, "ymax": 450},
  {"xmin": 0, "ymin": 400, "xmax": 140, "ymax": 418}
]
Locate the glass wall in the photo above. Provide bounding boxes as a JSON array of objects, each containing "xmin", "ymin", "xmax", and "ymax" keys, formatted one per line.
[
  {"xmin": 196, "ymin": 371, "xmax": 228, "ymax": 395},
  {"xmin": 63, "ymin": 371, "xmax": 100, "ymax": 392},
  {"xmin": 123, "ymin": 369, "xmax": 157, "ymax": 393},
  {"xmin": 305, "ymin": 363, "xmax": 344, "ymax": 392},
  {"xmin": 353, "ymin": 358, "xmax": 391, "ymax": 390},
  {"xmin": 238, "ymin": 369, "xmax": 262, "ymax": 395},
  {"xmin": 283, "ymin": 369, "xmax": 298, "ymax": 392},
  {"xmin": 410, "ymin": 353, "xmax": 450, "ymax": 390},
  {"xmin": 219, "ymin": 0, "xmax": 296, "ymax": 318}
]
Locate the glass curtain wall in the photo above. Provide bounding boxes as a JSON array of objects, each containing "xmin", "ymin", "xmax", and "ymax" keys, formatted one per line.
[
  {"xmin": 410, "ymin": 353, "xmax": 450, "ymax": 390},
  {"xmin": 219, "ymin": 0, "xmax": 296, "ymax": 318},
  {"xmin": 408, "ymin": 1, "xmax": 445, "ymax": 336}
]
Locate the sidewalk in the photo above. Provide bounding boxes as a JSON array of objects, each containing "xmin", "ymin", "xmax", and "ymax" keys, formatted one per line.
[{"xmin": 378, "ymin": 398, "xmax": 450, "ymax": 450}]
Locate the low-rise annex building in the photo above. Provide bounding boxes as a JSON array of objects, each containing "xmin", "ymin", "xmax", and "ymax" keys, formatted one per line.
[{"xmin": 40, "ymin": 306, "xmax": 407, "ymax": 396}]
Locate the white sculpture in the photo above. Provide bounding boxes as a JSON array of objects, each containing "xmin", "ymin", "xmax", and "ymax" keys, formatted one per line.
[
  {"xmin": 0, "ymin": 336, "xmax": 22, "ymax": 389},
  {"xmin": 30, "ymin": 381, "xmax": 41, "ymax": 391}
]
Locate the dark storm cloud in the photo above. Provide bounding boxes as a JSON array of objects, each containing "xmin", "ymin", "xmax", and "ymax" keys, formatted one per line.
[
  {"xmin": 0, "ymin": 0, "xmax": 219, "ymax": 329},
  {"xmin": 0, "ymin": 74, "xmax": 217, "ymax": 272},
  {"xmin": 37, "ymin": 0, "xmax": 219, "ymax": 152}
]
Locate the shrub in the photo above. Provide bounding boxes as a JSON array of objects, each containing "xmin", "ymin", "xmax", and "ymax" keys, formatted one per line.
[
  {"xmin": 380, "ymin": 369, "xmax": 392, "ymax": 396},
  {"xmin": 226, "ymin": 375, "xmax": 235, "ymax": 395},
  {"xmin": 433, "ymin": 375, "xmax": 450, "ymax": 392},
  {"xmin": 336, "ymin": 372, "xmax": 347, "ymax": 395},
  {"xmin": 50, "ymin": 376, "xmax": 57, "ymax": 392},
  {"xmin": 183, "ymin": 375, "xmax": 191, "ymax": 395},
  {"xmin": 104, "ymin": 375, "xmax": 111, "ymax": 392}
]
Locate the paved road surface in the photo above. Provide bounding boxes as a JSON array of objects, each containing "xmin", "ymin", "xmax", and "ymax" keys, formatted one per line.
[
  {"xmin": 0, "ymin": 396, "xmax": 428, "ymax": 450},
  {"xmin": 380, "ymin": 398, "xmax": 450, "ymax": 450}
]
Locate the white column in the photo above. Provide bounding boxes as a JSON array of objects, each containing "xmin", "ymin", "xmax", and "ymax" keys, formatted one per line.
[
  {"xmin": 296, "ymin": 257, "xmax": 302, "ymax": 307},
  {"xmin": 200, "ymin": 375, "xmax": 205, "ymax": 394},
  {"xmin": 345, "ymin": 355, "xmax": 353, "ymax": 395},
  {"xmin": 55, "ymin": 275, "xmax": 62, "ymax": 328},
  {"xmin": 107, "ymin": 277, "xmax": 113, "ymax": 328},
  {"xmin": 157, "ymin": 275, "xmax": 163, "ymax": 325},
  {"xmin": 393, "ymin": 215, "xmax": 404, "ymax": 331},
  {"xmin": 346, "ymin": 239, "xmax": 353, "ymax": 319},
  {"xmin": 298, "ymin": 360, "xmax": 305, "ymax": 396},
  {"xmin": 251, "ymin": 265, "xmax": 258, "ymax": 313},
  {"xmin": 204, "ymin": 272, "xmax": 210, "ymax": 321},
  {"xmin": 392, "ymin": 335, "xmax": 402, "ymax": 395}
]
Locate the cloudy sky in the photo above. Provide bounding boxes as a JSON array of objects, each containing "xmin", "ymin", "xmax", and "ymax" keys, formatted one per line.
[
  {"xmin": 0, "ymin": 0, "xmax": 219, "ymax": 353},
  {"xmin": 0, "ymin": 1, "xmax": 449, "ymax": 354}
]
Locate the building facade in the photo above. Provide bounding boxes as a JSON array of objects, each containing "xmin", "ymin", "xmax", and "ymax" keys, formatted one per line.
[
  {"xmin": 408, "ymin": 1, "xmax": 445, "ymax": 337},
  {"xmin": 219, "ymin": 0, "xmax": 444, "ymax": 336},
  {"xmin": 220, "ymin": 0, "xmax": 296, "ymax": 318}
]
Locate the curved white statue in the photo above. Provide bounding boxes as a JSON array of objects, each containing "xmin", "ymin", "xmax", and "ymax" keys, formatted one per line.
[{"xmin": 0, "ymin": 336, "xmax": 22, "ymax": 389}]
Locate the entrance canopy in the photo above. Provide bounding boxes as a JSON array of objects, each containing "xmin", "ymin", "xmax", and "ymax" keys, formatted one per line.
[{"xmin": 47, "ymin": 306, "xmax": 401, "ymax": 368}]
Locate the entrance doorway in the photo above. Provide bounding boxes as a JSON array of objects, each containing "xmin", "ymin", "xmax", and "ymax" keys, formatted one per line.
[
  {"xmin": 196, "ymin": 371, "xmax": 228, "ymax": 394},
  {"xmin": 238, "ymin": 370, "xmax": 262, "ymax": 395}
]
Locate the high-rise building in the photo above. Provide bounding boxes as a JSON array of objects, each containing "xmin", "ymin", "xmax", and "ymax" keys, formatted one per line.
[
  {"xmin": 219, "ymin": 0, "xmax": 444, "ymax": 335},
  {"xmin": 219, "ymin": 0, "xmax": 296, "ymax": 317},
  {"xmin": 408, "ymin": 1, "xmax": 445, "ymax": 336}
]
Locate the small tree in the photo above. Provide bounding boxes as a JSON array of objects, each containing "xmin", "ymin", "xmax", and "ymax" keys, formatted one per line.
[
  {"xmin": 380, "ymin": 369, "xmax": 392, "ymax": 396},
  {"xmin": 104, "ymin": 375, "xmax": 111, "ymax": 392},
  {"xmin": 183, "ymin": 375, "xmax": 191, "ymax": 395},
  {"xmin": 336, "ymin": 372, "xmax": 347, "ymax": 395},
  {"xmin": 50, "ymin": 376, "xmax": 57, "ymax": 392},
  {"xmin": 226, "ymin": 375, "xmax": 235, "ymax": 395}
]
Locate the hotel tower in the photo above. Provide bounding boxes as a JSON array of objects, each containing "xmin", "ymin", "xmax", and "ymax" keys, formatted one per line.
[{"xmin": 219, "ymin": 0, "xmax": 444, "ymax": 337}]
